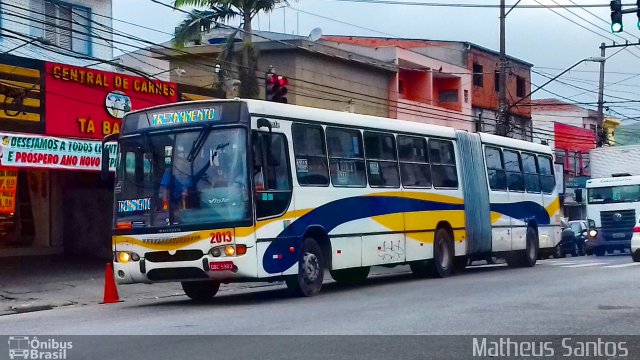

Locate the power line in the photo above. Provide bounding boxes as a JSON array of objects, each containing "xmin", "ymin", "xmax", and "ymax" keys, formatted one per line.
[{"xmin": 317, "ymin": 0, "xmax": 627, "ymax": 9}]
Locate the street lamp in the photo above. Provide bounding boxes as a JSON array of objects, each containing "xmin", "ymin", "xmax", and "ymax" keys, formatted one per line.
[{"xmin": 508, "ymin": 57, "xmax": 606, "ymax": 111}]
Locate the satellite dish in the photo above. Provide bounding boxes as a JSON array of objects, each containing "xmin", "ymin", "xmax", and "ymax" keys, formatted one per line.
[{"xmin": 308, "ymin": 27, "xmax": 323, "ymax": 42}]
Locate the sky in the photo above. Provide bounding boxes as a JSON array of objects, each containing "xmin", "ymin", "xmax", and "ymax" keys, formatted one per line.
[{"xmin": 112, "ymin": 0, "xmax": 640, "ymax": 124}]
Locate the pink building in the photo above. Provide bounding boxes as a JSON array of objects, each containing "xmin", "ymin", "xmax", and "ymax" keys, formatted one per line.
[{"xmin": 322, "ymin": 38, "xmax": 473, "ymax": 131}]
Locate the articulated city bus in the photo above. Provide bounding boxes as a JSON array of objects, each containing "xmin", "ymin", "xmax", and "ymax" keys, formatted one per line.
[{"xmin": 103, "ymin": 99, "xmax": 561, "ymax": 300}]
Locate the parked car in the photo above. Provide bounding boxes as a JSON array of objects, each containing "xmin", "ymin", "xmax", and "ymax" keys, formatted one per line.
[{"xmin": 553, "ymin": 219, "xmax": 585, "ymax": 258}]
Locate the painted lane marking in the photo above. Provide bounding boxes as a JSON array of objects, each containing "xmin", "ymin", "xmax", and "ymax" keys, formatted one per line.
[
  {"xmin": 603, "ymin": 262, "xmax": 640, "ymax": 269},
  {"xmin": 469, "ymin": 263, "xmax": 508, "ymax": 269},
  {"xmin": 561, "ymin": 262, "xmax": 608, "ymax": 268}
]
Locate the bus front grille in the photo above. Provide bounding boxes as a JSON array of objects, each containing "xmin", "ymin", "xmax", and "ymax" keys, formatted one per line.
[{"xmin": 145, "ymin": 250, "xmax": 204, "ymax": 262}]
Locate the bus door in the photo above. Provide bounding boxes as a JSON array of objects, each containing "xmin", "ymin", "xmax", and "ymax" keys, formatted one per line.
[
  {"xmin": 252, "ymin": 129, "xmax": 294, "ymax": 278},
  {"xmin": 519, "ymin": 152, "xmax": 544, "ymax": 249},
  {"xmin": 538, "ymin": 155, "xmax": 558, "ymax": 249},
  {"xmin": 503, "ymin": 149, "xmax": 526, "ymax": 250},
  {"xmin": 484, "ymin": 146, "xmax": 510, "ymax": 252}
]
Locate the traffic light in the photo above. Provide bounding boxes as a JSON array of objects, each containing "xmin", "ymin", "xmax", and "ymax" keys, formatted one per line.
[
  {"xmin": 264, "ymin": 72, "xmax": 288, "ymax": 103},
  {"xmin": 611, "ymin": 0, "xmax": 623, "ymax": 33},
  {"xmin": 265, "ymin": 72, "xmax": 278, "ymax": 101},
  {"xmin": 274, "ymin": 75, "xmax": 288, "ymax": 103}
]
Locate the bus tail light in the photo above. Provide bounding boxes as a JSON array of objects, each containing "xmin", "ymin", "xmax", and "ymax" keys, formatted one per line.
[
  {"xmin": 236, "ymin": 244, "xmax": 247, "ymax": 255},
  {"xmin": 634, "ymin": 227, "xmax": 640, "ymax": 233}
]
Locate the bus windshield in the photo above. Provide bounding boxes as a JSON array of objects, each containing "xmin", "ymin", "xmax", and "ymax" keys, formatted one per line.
[
  {"xmin": 114, "ymin": 127, "xmax": 250, "ymax": 228},
  {"xmin": 587, "ymin": 185, "xmax": 640, "ymax": 204}
]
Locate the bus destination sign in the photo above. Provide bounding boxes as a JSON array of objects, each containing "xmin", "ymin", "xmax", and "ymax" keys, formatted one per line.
[{"xmin": 151, "ymin": 108, "xmax": 219, "ymax": 126}]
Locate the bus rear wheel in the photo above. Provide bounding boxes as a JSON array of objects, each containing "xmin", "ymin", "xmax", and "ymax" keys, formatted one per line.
[
  {"xmin": 285, "ymin": 237, "xmax": 325, "ymax": 297},
  {"xmin": 507, "ymin": 226, "xmax": 538, "ymax": 268},
  {"xmin": 330, "ymin": 267, "xmax": 370, "ymax": 285},
  {"xmin": 181, "ymin": 280, "xmax": 220, "ymax": 302},
  {"xmin": 429, "ymin": 227, "xmax": 454, "ymax": 278}
]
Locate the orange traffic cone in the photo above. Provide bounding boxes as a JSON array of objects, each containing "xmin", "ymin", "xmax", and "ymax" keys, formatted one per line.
[{"xmin": 101, "ymin": 262, "xmax": 122, "ymax": 304}]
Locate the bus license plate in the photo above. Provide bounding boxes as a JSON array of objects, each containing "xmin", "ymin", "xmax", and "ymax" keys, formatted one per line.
[
  {"xmin": 612, "ymin": 233, "xmax": 626, "ymax": 239},
  {"xmin": 210, "ymin": 261, "xmax": 234, "ymax": 271}
]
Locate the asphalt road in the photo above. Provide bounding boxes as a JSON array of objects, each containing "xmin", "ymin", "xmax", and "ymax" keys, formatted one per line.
[{"xmin": 0, "ymin": 254, "xmax": 638, "ymax": 359}]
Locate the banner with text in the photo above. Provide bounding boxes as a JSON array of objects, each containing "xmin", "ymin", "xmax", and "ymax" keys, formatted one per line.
[
  {"xmin": 45, "ymin": 62, "xmax": 178, "ymax": 140},
  {"xmin": 0, "ymin": 167, "xmax": 17, "ymax": 214},
  {"xmin": 0, "ymin": 133, "xmax": 118, "ymax": 171}
]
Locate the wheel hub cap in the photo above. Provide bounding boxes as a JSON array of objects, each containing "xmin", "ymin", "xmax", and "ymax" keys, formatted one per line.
[{"xmin": 303, "ymin": 252, "xmax": 319, "ymax": 283}]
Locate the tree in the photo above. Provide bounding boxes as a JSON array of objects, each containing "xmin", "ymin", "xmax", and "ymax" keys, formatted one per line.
[{"xmin": 173, "ymin": 0, "xmax": 288, "ymax": 99}]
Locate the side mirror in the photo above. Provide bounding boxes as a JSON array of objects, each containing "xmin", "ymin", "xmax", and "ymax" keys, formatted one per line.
[
  {"xmin": 581, "ymin": 229, "xmax": 588, "ymax": 236},
  {"xmin": 101, "ymin": 133, "xmax": 119, "ymax": 181}
]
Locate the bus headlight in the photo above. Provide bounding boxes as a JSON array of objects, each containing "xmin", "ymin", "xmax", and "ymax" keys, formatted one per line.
[
  {"xmin": 117, "ymin": 252, "xmax": 131, "ymax": 263},
  {"xmin": 588, "ymin": 229, "xmax": 598, "ymax": 238},
  {"xmin": 116, "ymin": 251, "xmax": 140, "ymax": 263}
]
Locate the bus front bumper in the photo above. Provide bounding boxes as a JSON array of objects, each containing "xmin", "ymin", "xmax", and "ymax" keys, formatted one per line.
[{"xmin": 113, "ymin": 251, "xmax": 258, "ymax": 284}]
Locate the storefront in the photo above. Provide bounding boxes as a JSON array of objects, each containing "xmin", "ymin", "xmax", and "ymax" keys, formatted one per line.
[{"xmin": 0, "ymin": 54, "xmax": 177, "ymax": 257}]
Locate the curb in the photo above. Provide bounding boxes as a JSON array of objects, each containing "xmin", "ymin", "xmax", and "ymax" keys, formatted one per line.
[{"xmin": 2, "ymin": 301, "xmax": 77, "ymax": 316}]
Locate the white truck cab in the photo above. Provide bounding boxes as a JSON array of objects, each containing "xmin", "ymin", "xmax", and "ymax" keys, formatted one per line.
[{"xmin": 585, "ymin": 176, "xmax": 640, "ymax": 256}]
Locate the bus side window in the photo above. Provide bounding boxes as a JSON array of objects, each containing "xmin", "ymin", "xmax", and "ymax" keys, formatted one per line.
[
  {"xmin": 292, "ymin": 124, "xmax": 329, "ymax": 186},
  {"xmin": 398, "ymin": 135, "xmax": 431, "ymax": 188},
  {"xmin": 364, "ymin": 131, "xmax": 399, "ymax": 188},
  {"xmin": 503, "ymin": 150, "xmax": 524, "ymax": 192},
  {"xmin": 485, "ymin": 146, "xmax": 506, "ymax": 191},
  {"xmin": 254, "ymin": 132, "xmax": 292, "ymax": 219},
  {"xmin": 522, "ymin": 153, "xmax": 541, "ymax": 193},
  {"xmin": 538, "ymin": 155, "xmax": 555, "ymax": 194},
  {"xmin": 429, "ymin": 139, "xmax": 458, "ymax": 189},
  {"xmin": 326, "ymin": 127, "xmax": 366, "ymax": 187}
]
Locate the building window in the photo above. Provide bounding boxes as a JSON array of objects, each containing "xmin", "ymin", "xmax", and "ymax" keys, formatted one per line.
[
  {"xmin": 494, "ymin": 70, "xmax": 500, "ymax": 92},
  {"xmin": 517, "ymin": 76, "xmax": 526, "ymax": 98},
  {"xmin": 590, "ymin": 124, "xmax": 597, "ymax": 133},
  {"xmin": 438, "ymin": 90, "xmax": 459, "ymax": 104},
  {"xmin": 30, "ymin": 0, "xmax": 91, "ymax": 55},
  {"xmin": 473, "ymin": 62, "xmax": 483, "ymax": 87}
]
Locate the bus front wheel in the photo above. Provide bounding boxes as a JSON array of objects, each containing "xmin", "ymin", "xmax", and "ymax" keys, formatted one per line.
[
  {"xmin": 181, "ymin": 280, "xmax": 220, "ymax": 302},
  {"xmin": 285, "ymin": 237, "xmax": 325, "ymax": 297}
]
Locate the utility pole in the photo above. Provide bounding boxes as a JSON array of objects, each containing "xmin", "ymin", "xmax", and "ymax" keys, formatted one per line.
[
  {"xmin": 497, "ymin": 0, "xmax": 508, "ymax": 136},
  {"xmin": 597, "ymin": 42, "xmax": 606, "ymax": 146}
]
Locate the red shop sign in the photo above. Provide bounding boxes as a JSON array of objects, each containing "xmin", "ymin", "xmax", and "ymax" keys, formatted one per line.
[{"xmin": 45, "ymin": 62, "xmax": 178, "ymax": 140}]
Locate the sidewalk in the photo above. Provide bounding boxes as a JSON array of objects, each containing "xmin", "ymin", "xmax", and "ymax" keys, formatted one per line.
[{"xmin": 0, "ymin": 255, "xmax": 279, "ymax": 316}]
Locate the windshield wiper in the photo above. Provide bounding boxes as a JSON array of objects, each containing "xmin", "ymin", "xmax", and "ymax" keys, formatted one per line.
[{"xmin": 187, "ymin": 125, "xmax": 212, "ymax": 162}]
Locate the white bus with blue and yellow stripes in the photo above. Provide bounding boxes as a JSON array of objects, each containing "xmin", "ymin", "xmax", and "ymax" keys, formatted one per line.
[{"xmin": 103, "ymin": 99, "xmax": 561, "ymax": 300}]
